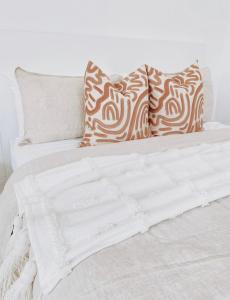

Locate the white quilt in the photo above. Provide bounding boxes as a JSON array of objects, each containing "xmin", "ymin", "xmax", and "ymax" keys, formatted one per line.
[{"xmin": 2, "ymin": 139, "xmax": 230, "ymax": 298}]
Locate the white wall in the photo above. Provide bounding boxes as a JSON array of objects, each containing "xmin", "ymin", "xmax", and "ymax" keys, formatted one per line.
[
  {"xmin": 215, "ymin": 21, "xmax": 230, "ymax": 123},
  {"xmin": 0, "ymin": 0, "xmax": 229, "ymax": 185},
  {"xmin": 0, "ymin": 0, "xmax": 228, "ymax": 79},
  {"xmin": 0, "ymin": 0, "xmax": 228, "ymax": 41}
]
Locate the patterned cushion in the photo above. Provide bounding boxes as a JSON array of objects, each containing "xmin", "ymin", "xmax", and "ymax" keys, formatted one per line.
[
  {"xmin": 80, "ymin": 61, "xmax": 151, "ymax": 147},
  {"xmin": 147, "ymin": 64, "xmax": 204, "ymax": 136}
]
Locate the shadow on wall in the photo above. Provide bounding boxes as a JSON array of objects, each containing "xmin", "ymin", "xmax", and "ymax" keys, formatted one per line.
[
  {"xmin": 215, "ymin": 25, "xmax": 230, "ymax": 125},
  {"xmin": 0, "ymin": 74, "xmax": 18, "ymax": 182},
  {"xmin": 0, "ymin": 161, "xmax": 6, "ymax": 192}
]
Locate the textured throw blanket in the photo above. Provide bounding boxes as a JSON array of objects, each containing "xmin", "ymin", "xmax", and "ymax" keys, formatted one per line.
[{"xmin": 2, "ymin": 140, "xmax": 230, "ymax": 299}]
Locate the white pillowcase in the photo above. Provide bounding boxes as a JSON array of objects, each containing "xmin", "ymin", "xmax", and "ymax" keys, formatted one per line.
[{"xmin": 15, "ymin": 67, "xmax": 85, "ymax": 144}]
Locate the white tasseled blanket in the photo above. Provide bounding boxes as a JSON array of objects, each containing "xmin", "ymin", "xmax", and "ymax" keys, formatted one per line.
[{"xmin": 2, "ymin": 140, "xmax": 230, "ymax": 298}]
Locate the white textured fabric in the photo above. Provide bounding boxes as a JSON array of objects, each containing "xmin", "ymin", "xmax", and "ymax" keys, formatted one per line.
[
  {"xmin": 2, "ymin": 128, "xmax": 230, "ymax": 262},
  {"xmin": 39, "ymin": 194, "xmax": 230, "ymax": 300},
  {"xmin": 0, "ymin": 217, "xmax": 36, "ymax": 300},
  {"xmin": 2, "ymin": 129, "xmax": 230, "ymax": 299},
  {"xmin": 13, "ymin": 139, "xmax": 230, "ymax": 295},
  {"xmin": 15, "ymin": 67, "xmax": 85, "ymax": 143}
]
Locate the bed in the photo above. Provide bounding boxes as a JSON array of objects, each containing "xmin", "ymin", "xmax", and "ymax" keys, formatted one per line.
[
  {"xmin": 1, "ymin": 51, "xmax": 230, "ymax": 299},
  {"xmin": 2, "ymin": 126, "xmax": 230, "ymax": 300}
]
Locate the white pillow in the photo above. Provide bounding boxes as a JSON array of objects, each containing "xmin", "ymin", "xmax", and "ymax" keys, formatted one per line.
[
  {"xmin": 201, "ymin": 67, "xmax": 215, "ymax": 121},
  {"xmin": 15, "ymin": 67, "xmax": 85, "ymax": 144}
]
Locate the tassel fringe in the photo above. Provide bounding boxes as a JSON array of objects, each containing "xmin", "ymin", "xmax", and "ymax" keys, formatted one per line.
[{"xmin": 0, "ymin": 216, "xmax": 37, "ymax": 300}]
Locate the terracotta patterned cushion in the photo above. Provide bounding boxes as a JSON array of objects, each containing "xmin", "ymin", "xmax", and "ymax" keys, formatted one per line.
[
  {"xmin": 147, "ymin": 64, "xmax": 204, "ymax": 136},
  {"xmin": 80, "ymin": 61, "xmax": 151, "ymax": 147}
]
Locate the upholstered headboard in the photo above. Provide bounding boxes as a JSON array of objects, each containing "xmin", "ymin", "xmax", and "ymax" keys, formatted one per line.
[{"xmin": 0, "ymin": 29, "xmax": 207, "ymax": 183}]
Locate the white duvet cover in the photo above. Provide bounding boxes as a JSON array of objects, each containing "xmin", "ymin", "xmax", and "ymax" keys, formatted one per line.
[
  {"xmin": 2, "ymin": 135, "xmax": 230, "ymax": 298},
  {"xmin": 2, "ymin": 129, "xmax": 230, "ymax": 299}
]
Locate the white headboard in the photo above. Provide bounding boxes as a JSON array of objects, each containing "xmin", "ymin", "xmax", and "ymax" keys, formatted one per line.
[{"xmin": 0, "ymin": 29, "xmax": 207, "ymax": 181}]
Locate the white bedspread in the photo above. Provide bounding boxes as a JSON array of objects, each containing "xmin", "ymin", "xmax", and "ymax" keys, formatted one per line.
[
  {"xmin": 10, "ymin": 139, "xmax": 230, "ymax": 296},
  {"xmin": 2, "ymin": 129, "xmax": 230, "ymax": 300}
]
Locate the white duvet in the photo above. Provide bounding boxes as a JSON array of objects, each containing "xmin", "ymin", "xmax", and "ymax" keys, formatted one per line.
[{"xmin": 2, "ymin": 138, "xmax": 230, "ymax": 299}]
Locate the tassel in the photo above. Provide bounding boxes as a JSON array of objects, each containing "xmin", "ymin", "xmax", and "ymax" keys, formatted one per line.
[
  {"xmin": 0, "ymin": 217, "xmax": 31, "ymax": 299},
  {"xmin": 5, "ymin": 257, "xmax": 37, "ymax": 300},
  {"xmin": 5, "ymin": 216, "xmax": 23, "ymax": 255}
]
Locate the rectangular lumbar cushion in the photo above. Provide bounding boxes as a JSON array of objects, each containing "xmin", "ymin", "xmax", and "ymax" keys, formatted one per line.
[
  {"xmin": 15, "ymin": 67, "xmax": 85, "ymax": 144},
  {"xmin": 146, "ymin": 64, "xmax": 204, "ymax": 136},
  {"xmin": 80, "ymin": 61, "xmax": 151, "ymax": 147}
]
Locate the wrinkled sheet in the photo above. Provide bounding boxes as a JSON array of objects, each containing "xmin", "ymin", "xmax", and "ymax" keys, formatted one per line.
[
  {"xmin": 10, "ymin": 122, "xmax": 230, "ymax": 170},
  {"xmin": 1, "ymin": 129, "xmax": 230, "ymax": 299}
]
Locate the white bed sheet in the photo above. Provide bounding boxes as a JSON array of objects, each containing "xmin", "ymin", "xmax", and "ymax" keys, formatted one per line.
[
  {"xmin": 10, "ymin": 138, "xmax": 82, "ymax": 170},
  {"xmin": 10, "ymin": 122, "xmax": 230, "ymax": 170}
]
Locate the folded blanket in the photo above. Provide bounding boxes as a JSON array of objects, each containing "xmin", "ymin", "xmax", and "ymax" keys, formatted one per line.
[{"xmin": 2, "ymin": 140, "xmax": 230, "ymax": 298}]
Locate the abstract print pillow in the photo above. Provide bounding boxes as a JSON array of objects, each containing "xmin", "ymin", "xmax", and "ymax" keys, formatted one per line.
[
  {"xmin": 80, "ymin": 61, "xmax": 151, "ymax": 147},
  {"xmin": 147, "ymin": 64, "xmax": 204, "ymax": 136}
]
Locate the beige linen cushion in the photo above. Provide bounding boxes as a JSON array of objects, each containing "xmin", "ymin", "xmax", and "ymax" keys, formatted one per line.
[{"xmin": 15, "ymin": 67, "xmax": 84, "ymax": 144}]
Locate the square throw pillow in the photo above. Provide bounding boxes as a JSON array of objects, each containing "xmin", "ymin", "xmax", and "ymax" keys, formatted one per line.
[
  {"xmin": 80, "ymin": 61, "xmax": 151, "ymax": 147},
  {"xmin": 147, "ymin": 64, "xmax": 204, "ymax": 136},
  {"xmin": 15, "ymin": 67, "xmax": 85, "ymax": 144}
]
